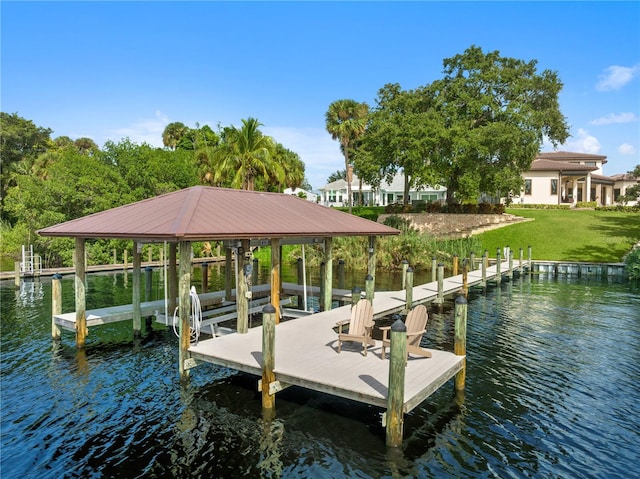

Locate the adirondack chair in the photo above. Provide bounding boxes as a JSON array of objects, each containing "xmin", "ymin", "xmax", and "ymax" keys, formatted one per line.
[
  {"xmin": 335, "ymin": 298, "xmax": 375, "ymax": 356},
  {"xmin": 380, "ymin": 304, "xmax": 432, "ymax": 362}
]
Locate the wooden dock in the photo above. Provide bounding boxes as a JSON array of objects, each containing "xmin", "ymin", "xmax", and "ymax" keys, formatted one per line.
[
  {"xmin": 52, "ymin": 283, "xmax": 351, "ymax": 332},
  {"xmin": 188, "ymin": 259, "xmax": 522, "ymax": 414}
]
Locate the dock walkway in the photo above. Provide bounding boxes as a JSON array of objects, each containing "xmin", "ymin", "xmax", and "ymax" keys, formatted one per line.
[{"xmin": 189, "ymin": 259, "xmax": 521, "ymax": 413}]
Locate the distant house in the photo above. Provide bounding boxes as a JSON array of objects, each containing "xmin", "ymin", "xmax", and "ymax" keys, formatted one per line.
[
  {"xmin": 611, "ymin": 173, "xmax": 640, "ymax": 206},
  {"xmin": 283, "ymin": 187, "xmax": 318, "ymax": 203},
  {"xmin": 317, "ymin": 173, "xmax": 447, "ymax": 208},
  {"xmin": 511, "ymin": 151, "xmax": 637, "ymax": 206}
]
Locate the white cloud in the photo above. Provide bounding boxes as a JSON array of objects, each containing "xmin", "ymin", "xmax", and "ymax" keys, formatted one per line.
[
  {"xmin": 590, "ymin": 112, "xmax": 638, "ymax": 125},
  {"xmin": 595, "ymin": 65, "xmax": 640, "ymax": 91},
  {"xmin": 109, "ymin": 110, "xmax": 169, "ymax": 148},
  {"xmin": 263, "ymin": 126, "xmax": 343, "ymax": 189},
  {"xmin": 563, "ymin": 128, "xmax": 601, "ymax": 154},
  {"xmin": 618, "ymin": 143, "xmax": 637, "ymax": 155}
]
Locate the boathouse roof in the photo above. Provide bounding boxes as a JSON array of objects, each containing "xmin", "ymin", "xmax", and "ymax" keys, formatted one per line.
[{"xmin": 37, "ymin": 186, "xmax": 399, "ymax": 241}]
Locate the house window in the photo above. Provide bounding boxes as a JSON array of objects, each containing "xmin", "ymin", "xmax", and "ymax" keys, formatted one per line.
[
  {"xmin": 328, "ymin": 191, "xmax": 337, "ymax": 203},
  {"xmin": 524, "ymin": 179, "xmax": 532, "ymax": 195},
  {"xmin": 614, "ymin": 188, "xmax": 621, "ymax": 201},
  {"xmin": 551, "ymin": 179, "xmax": 557, "ymax": 195}
]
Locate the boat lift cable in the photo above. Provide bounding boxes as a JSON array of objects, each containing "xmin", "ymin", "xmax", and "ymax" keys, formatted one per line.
[{"xmin": 172, "ymin": 286, "xmax": 202, "ymax": 345}]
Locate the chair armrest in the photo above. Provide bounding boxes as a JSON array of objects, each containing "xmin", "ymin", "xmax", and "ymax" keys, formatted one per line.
[
  {"xmin": 335, "ymin": 319, "xmax": 350, "ymax": 327},
  {"xmin": 379, "ymin": 325, "xmax": 391, "ymax": 341},
  {"xmin": 406, "ymin": 329, "xmax": 426, "ymax": 339}
]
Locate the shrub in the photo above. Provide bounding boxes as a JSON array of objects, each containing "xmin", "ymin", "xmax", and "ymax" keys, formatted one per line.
[
  {"xmin": 383, "ymin": 215, "xmax": 416, "ymax": 233},
  {"xmin": 478, "ymin": 202, "xmax": 493, "ymax": 214},
  {"xmin": 576, "ymin": 201, "xmax": 598, "ymax": 209},
  {"xmin": 625, "ymin": 247, "xmax": 640, "ymax": 280}
]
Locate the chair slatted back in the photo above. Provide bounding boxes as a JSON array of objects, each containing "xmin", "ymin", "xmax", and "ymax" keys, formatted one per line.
[
  {"xmin": 405, "ymin": 304, "xmax": 428, "ymax": 348},
  {"xmin": 349, "ymin": 299, "xmax": 374, "ymax": 336}
]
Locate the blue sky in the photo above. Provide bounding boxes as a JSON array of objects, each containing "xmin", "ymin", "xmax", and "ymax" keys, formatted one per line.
[{"xmin": 2, "ymin": 1, "xmax": 639, "ymax": 189}]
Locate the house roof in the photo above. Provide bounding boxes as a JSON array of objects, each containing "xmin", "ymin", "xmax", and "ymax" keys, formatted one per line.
[
  {"xmin": 37, "ymin": 186, "xmax": 400, "ymax": 242},
  {"xmin": 529, "ymin": 158, "xmax": 597, "ymax": 173},
  {"xmin": 610, "ymin": 173, "xmax": 639, "ymax": 182},
  {"xmin": 536, "ymin": 151, "xmax": 608, "ymax": 164}
]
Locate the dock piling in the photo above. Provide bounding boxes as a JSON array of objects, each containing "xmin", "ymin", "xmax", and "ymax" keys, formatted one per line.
[
  {"xmin": 454, "ymin": 295, "xmax": 467, "ymax": 392},
  {"xmin": 261, "ymin": 304, "xmax": 276, "ymax": 411},
  {"xmin": 365, "ymin": 274, "xmax": 375, "ymax": 303},
  {"xmin": 436, "ymin": 263, "xmax": 444, "ymax": 304},
  {"xmin": 405, "ymin": 268, "xmax": 413, "ymax": 312},
  {"xmin": 431, "ymin": 257, "xmax": 437, "ymax": 283},
  {"xmin": 201, "ymin": 262, "xmax": 209, "ymax": 294},
  {"xmin": 52, "ymin": 273, "xmax": 62, "ymax": 340},
  {"xmin": 386, "ymin": 318, "xmax": 407, "ymax": 447},
  {"xmin": 401, "ymin": 260, "xmax": 409, "ymax": 290},
  {"xmin": 496, "ymin": 249, "xmax": 502, "ymax": 284}
]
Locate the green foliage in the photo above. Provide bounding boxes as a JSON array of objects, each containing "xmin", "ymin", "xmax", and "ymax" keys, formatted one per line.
[
  {"xmin": 383, "ymin": 215, "xmax": 415, "ymax": 233},
  {"xmin": 624, "ymin": 248, "xmax": 640, "ymax": 280},
  {"xmin": 576, "ymin": 201, "xmax": 598, "ymax": 208}
]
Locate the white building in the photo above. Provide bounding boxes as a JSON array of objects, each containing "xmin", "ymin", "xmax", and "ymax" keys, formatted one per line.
[
  {"xmin": 511, "ymin": 151, "xmax": 638, "ymax": 206},
  {"xmin": 283, "ymin": 187, "xmax": 318, "ymax": 203},
  {"xmin": 317, "ymin": 173, "xmax": 446, "ymax": 208}
]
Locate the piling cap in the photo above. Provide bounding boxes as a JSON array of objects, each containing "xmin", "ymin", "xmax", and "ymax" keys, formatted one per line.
[
  {"xmin": 262, "ymin": 304, "xmax": 276, "ymax": 314},
  {"xmin": 365, "ymin": 274, "xmax": 373, "ymax": 281},
  {"xmin": 406, "ymin": 267, "xmax": 413, "ymax": 273},
  {"xmin": 455, "ymin": 295, "xmax": 467, "ymax": 305},
  {"xmin": 391, "ymin": 318, "xmax": 407, "ymax": 332},
  {"xmin": 52, "ymin": 273, "xmax": 63, "ymax": 279},
  {"xmin": 401, "ymin": 259, "xmax": 408, "ymax": 264}
]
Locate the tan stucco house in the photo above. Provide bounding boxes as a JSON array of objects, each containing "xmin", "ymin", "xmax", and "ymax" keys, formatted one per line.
[{"xmin": 511, "ymin": 151, "xmax": 637, "ymax": 206}]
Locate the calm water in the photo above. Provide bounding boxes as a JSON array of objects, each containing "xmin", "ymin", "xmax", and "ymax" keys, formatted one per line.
[{"xmin": 1, "ymin": 267, "xmax": 639, "ymax": 478}]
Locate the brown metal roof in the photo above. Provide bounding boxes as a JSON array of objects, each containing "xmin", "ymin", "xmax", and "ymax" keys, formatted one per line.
[
  {"xmin": 529, "ymin": 158, "xmax": 597, "ymax": 173},
  {"xmin": 536, "ymin": 151, "xmax": 608, "ymax": 163},
  {"xmin": 37, "ymin": 186, "xmax": 400, "ymax": 241}
]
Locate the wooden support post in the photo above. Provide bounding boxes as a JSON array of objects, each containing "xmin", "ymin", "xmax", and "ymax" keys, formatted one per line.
[
  {"xmin": 52, "ymin": 273, "xmax": 62, "ymax": 340},
  {"xmin": 74, "ymin": 237, "xmax": 87, "ymax": 348},
  {"xmin": 470, "ymin": 252, "xmax": 476, "ymax": 271},
  {"xmin": 508, "ymin": 248, "xmax": 514, "ymax": 280},
  {"xmin": 225, "ymin": 246, "xmax": 233, "ymax": 300},
  {"xmin": 169, "ymin": 243, "xmax": 178, "ymax": 315},
  {"xmin": 431, "ymin": 257, "xmax": 437, "ymax": 283},
  {"xmin": 454, "ymin": 295, "xmax": 467, "ymax": 392},
  {"xmin": 528, "ymin": 245, "xmax": 533, "ymax": 275},
  {"xmin": 178, "ymin": 241, "xmax": 192, "ymax": 380},
  {"xmin": 252, "ymin": 258, "xmax": 259, "ymax": 286},
  {"xmin": 386, "ymin": 318, "xmax": 407, "ymax": 447},
  {"xmin": 201, "ymin": 262, "xmax": 209, "ymax": 294},
  {"xmin": 482, "ymin": 252, "xmax": 487, "ymax": 286},
  {"xmin": 351, "ymin": 286, "xmax": 361, "ymax": 308},
  {"xmin": 148, "ymin": 244, "xmax": 153, "ymax": 264},
  {"xmin": 321, "ymin": 237, "xmax": 333, "ymax": 312},
  {"xmin": 453, "ymin": 255, "xmax": 459, "ymax": 276},
  {"xmin": 367, "ymin": 236, "xmax": 376, "ymax": 284},
  {"xmin": 14, "ymin": 261, "xmax": 20, "ymax": 288},
  {"xmin": 365, "ymin": 274, "xmax": 375, "ymax": 303},
  {"xmin": 462, "ymin": 259, "xmax": 468, "ymax": 297},
  {"xmin": 124, "ymin": 249, "xmax": 128, "ymax": 270},
  {"xmin": 145, "ymin": 266, "xmax": 153, "ymax": 331},
  {"xmin": 496, "ymin": 249, "xmax": 502, "ymax": 284},
  {"xmin": 132, "ymin": 241, "xmax": 141, "ymax": 339},
  {"xmin": 519, "ymin": 247, "xmax": 524, "ymax": 274},
  {"xmin": 261, "ymin": 304, "xmax": 276, "ymax": 411},
  {"xmin": 237, "ymin": 239, "xmax": 250, "ymax": 333},
  {"xmin": 113, "ymin": 248, "xmax": 117, "ymax": 265},
  {"xmin": 436, "ymin": 263, "xmax": 444, "ymax": 304},
  {"xmin": 270, "ymin": 238, "xmax": 281, "ymax": 323},
  {"xmin": 401, "ymin": 260, "xmax": 409, "ymax": 290},
  {"xmin": 337, "ymin": 259, "xmax": 345, "ymax": 290},
  {"xmin": 319, "ymin": 262, "xmax": 326, "ymax": 311},
  {"xmin": 296, "ymin": 257, "xmax": 304, "ymax": 309},
  {"xmin": 405, "ymin": 267, "xmax": 413, "ymax": 312}
]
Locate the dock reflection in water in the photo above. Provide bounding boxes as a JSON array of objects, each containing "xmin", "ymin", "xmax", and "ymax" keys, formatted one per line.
[{"xmin": 1, "ymin": 269, "xmax": 639, "ymax": 478}]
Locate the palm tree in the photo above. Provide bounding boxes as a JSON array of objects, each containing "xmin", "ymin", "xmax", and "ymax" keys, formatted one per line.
[
  {"xmin": 212, "ymin": 118, "xmax": 283, "ymax": 191},
  {"xmin": 325, "ymin": 99, "xmax": 369, "ymax": 213},
  {"xmin": 162, "ymin": 122, "xmax": 187, "ymax": 150}
]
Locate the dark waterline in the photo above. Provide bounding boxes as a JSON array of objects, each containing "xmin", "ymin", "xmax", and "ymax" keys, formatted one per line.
[{"xmin": 1, "ymin": 267, "xmax": 639, "ymax": 478}]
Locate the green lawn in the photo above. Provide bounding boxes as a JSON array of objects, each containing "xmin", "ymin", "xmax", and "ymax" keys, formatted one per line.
[{"xmin": 475, "ymin": 209, "xmax": 640, "ymax": 263}]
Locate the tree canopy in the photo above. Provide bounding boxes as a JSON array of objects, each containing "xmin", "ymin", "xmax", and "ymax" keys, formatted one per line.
[{"xmin": 1, "ymin": 113, "xmax": 308, "ymax": 267}]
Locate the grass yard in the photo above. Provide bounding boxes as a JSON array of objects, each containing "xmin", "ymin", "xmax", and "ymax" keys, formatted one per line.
[{"xmin": 475, "ymin": 209, "xmax": 640, "ymax": 263}]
